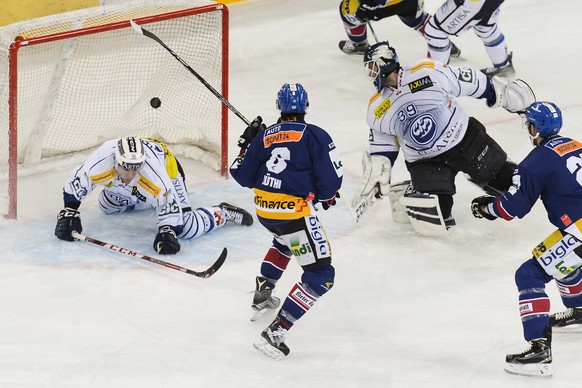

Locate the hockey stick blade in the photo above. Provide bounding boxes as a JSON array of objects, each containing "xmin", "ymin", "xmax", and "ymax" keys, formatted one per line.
[
  {"xmin": 342, "ymin": 186, "xmax": 380, "ymax": 224},
  {"xmin": 129, "ymin": 19, "xmax": 250, "ymax": 126},
  {"xmin": 72, "ymin": 231, "xmax": 227, "ymax": 279}
]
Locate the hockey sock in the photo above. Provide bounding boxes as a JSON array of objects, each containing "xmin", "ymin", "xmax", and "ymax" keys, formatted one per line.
[
  {"xmin": 519, "ymin": 288, "xmax": 551, "ymax": 341},
  {"xmin": 260, "ymin": 245, "xmax": 292, "ymax": 284},
  {"xmin": 556, "ymin": 271, "xmax": 582, "ymax": 308}
]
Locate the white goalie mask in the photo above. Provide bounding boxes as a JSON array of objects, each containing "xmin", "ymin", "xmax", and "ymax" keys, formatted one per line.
[{"xmin": 115, "ymin": 137, "xmax": 145, "ymax": 170}]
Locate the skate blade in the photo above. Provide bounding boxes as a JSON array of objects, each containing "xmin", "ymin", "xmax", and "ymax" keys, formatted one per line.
[
  {"xmin": 253, "ymin": 337, "xmax": 285, "ymax": 361},
  {"xmin": 504, "ymin": 362, "xmax": 552, "ymax": 377}
]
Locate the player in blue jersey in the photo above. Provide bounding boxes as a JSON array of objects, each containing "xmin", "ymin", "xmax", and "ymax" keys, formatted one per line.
[
  {"xmin": 229, "ymin": 83, "xmax": 344, "ymax": 360},
  {"xmin": 472, "ymin": 102, "xmax": 582, "ymax": 376}
]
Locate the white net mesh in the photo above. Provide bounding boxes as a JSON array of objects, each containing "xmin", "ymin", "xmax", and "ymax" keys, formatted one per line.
[{"xmin": 0, "ymin": 0, "xmax": 227, "ymax": 217}]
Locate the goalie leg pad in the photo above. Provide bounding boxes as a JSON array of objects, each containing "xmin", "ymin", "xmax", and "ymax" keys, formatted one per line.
[
  {"xmin": 351, "ymin": 151, "xmax": 391, "ymax": 208},
  {"xmin": 388, "ymin": 180, "xmax": 412, "ymax": 224},
  {"xmin": 399, "ymin": 191, "xmax": 453, "ymax": 237}
]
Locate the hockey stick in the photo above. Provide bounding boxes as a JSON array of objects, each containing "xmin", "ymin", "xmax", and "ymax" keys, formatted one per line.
[
  {"xmin": 366, "ymin": 20, "xmax": 379, "ymax": 43},
  {"xmin": 71, "ymin": 231, "xmax": 227, "ymax": 279},
  {"xmin": 129, "ymin": 20, "xmax": 251, "ymax": 126},
  {"xmin": 341, "ymin": 186, "xmax": 380, "ymax": 224}
]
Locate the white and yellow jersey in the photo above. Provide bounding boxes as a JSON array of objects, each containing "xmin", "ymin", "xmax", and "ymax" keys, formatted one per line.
[
  {"xmin": 63, "ymin": 138, "xmax": 184, "ymax": 230},
  {"xmin": 366, "ymin": 59, "xmax": 489, "ymax": 162}
]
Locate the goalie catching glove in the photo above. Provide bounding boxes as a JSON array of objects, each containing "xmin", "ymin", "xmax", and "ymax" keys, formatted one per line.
[
  {"xmin": 487, "ymin": 77, "xmax": 536, "ymax": 114},
  {"xmin": 471, "ymin": 195, "xmax": 497, "ymax": 221},
  {"xmin": 351, "ymin": 151, "xmax": 392, "ymax": 208},
  {"xmin": 55, "ymin": 208, "xmax": 82, "ymax": 241},
  {"xmin": 238, "ymin": 116, "xmax": 266, "ymax": 149},
  {"xmin": 154, "ymin": 226, "xmax": 181, "ymax": 254}
]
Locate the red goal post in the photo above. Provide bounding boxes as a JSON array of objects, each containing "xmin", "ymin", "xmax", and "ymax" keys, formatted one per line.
[{"xmin": 0, "ymin": 0, "xmax": 229, "ymax": 219}]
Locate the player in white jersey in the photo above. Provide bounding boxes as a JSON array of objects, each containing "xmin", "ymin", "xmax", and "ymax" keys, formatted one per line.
[
  {"xmin": 422, "ymin": 0, "xmax": 514, "ymax": 77},
  {"xmin": 54, "ymin": 137, "xmax": 253, "ymax": 254},
  {"xmin": 352, "ymin": 41, "xmax": 534, "ymax": 236}
]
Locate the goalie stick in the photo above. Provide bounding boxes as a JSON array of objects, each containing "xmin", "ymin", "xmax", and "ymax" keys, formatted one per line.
[
  {"xmin": 72, "ymin": 231, "xmax": 227, "ymax": 279},
  {"xmin": 129, "ymin": 20, "xmax": 251, "ymax": 126},
  {"xmin": 340, "ymin": 186, "xmax": 380, "ymax": 224}
]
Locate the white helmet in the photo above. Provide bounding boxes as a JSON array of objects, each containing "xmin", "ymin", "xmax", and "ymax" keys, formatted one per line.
[{"xmin": 115, "ymin": 137, "xmax": 145, "ymax": 170}]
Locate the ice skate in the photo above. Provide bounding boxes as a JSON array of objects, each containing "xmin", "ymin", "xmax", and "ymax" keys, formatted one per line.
[
  {"xmin": 219, "ymin": 202, "xmax": 253, "ymax": 226},
  {"xmin": 449, "ymin": 41, "xmax": 461, "ymax": 58},
  {"xmin": 550, "ymin": 307, "xmax": 582, "ymax": 332},
  {"xmin": 504, "ymin": 338, "xmax": 552, "ymax": 377},
  {"xmin": 251, "ymin": 276, "xmax": 280, "ymax": 322},
  {"xmin": 338, "ymin": 40, "xmax": 369, "ymax": 55},
  {"xmin": 481, "ymin": 51, "xmax": 516, "ymax": 78},
  {"xmin": 253, "ymin": 317, "xmax": 290, "ymax": 360}
]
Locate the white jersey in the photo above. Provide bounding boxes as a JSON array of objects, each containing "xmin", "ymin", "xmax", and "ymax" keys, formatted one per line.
[
  {"xmin": 63, "ymin": 138, "xmax": 183, "ymax": 230},
  {"xmin": 366, "ymin": 59, "xmax": 489, "ymax": 162}
]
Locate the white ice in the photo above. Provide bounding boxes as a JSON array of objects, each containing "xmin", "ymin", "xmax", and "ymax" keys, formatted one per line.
[{"xmin": 1, "ymin": 0, "xmax": 581, "ymax": 387}]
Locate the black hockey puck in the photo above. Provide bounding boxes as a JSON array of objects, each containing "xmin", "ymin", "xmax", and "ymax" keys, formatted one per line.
[{"xmin": 150, "ymin": 97, "xmax": 161, "ymax": 109}]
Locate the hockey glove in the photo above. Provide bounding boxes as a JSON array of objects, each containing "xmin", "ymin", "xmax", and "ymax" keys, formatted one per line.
[
  {"xmin": 322, "ymin": 192, "xmax": 340, "ymax": 211},
  {"xmin": 237, "ymin": 116, "xmax": 266, "ymax": 149},
  {"xmin": 471, "ymin": 196, "xmax": 497, "ymax": 221},
  {"xmin": 154, "ymin": 226, "xmax": 181, "ymax": 254},
  {"xmin": 355, "ymin": 0, "xmax": 383, "ymax": 22},
  {"xmin": 55, "ymin": 208, "xmax": 82, "ymax": 241}
]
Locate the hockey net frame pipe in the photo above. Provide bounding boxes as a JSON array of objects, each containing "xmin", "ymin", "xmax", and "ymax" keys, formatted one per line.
[{"xmin": 0, "ymin": 0, "xmax": 229, "ymax": 219}]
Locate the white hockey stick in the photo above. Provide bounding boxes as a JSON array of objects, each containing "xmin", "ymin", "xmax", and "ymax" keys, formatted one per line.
[{"xmin": 340, "ymin": 186, "xmax": 380, "ymax": 224}]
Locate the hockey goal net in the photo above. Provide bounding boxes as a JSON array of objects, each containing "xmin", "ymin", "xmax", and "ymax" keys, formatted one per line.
[{"xmin": 0, "ymin": 0, "xmax": 229, "ymax": 219}]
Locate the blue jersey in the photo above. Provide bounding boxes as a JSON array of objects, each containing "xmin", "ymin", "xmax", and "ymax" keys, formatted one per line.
[
  {"xmin": 230, "ymin": 118, "xmax": 343, "ymax": 226},
  {"xmin": 490, "ymin": 135, "xmax": 582, "ymax": 233}
]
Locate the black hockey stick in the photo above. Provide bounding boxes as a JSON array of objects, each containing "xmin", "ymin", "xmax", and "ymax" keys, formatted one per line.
[
  {"xmin": 72, "ymin": 231, "xmax": 227, "ymax": 279},
  {"xmin": 129, "ymin": 20, "xmax": 251, "ymax": 126}
]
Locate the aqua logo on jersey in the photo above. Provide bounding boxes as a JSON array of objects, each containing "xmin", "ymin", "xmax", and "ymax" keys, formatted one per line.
[
  {"xmin": 410, "ymin": 114, "xmax": 437, "ymax": 145},
  {"xmin": 408, "ymin": 76, "xmax": 433, "ymax": 93}
]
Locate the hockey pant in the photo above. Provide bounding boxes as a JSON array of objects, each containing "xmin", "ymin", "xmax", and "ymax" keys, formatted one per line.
[
  {"xmin": 406, "ymin": 117, "xmax": 514, "ymax": 219},
  {"xmin": 423, "ymin": 0, "xmax": 508, "ymax": 65},
  {"xmin": 515, "ymin": 259, "xmax": 582, "ymax": 342},
  {"xmin": 339, "ymin": 0, "xmax": 427, "ymax": 44}
]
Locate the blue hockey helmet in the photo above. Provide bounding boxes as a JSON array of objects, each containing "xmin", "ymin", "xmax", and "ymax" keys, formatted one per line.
[
  {"xmin": 364, "ymin": 41, "xmax": 400, "ymax": 92},
  {"xmin": 276, "ymin": 83, "xmax": 309, "ymax": 114},
  {"xmin": 524, "ymin": 101, "xmax": 562, "ymax": 136}
]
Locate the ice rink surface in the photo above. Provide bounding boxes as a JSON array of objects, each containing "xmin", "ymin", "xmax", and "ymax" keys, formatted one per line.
[{"xmin": 1, "ymin": 0, "xmax": 581, "ymax": 387}]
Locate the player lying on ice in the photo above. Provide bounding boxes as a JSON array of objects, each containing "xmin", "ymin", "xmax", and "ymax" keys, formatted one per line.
[
  {"xmin": 54, "ymin": 136, "xmax": 253, "ymax": 254},
  {"xmin": 472, "ymin": 101, "xmax": 582, "ymax": 377}
]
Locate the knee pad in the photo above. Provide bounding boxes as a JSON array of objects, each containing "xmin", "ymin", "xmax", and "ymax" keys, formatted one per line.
[
  {"xmin": 515, "ymin": 259, "xmax": 552, "ymax": 291},
  {"xmin": 301, "ymin": 264, "xmax": 335, "ymax": 297}
]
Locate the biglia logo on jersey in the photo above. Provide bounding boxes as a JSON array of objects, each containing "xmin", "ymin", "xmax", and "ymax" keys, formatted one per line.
[{"xmin": 410, "ymin": 114, "xmax": 437, "ymax": 146}]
